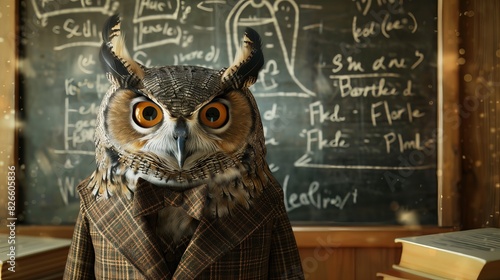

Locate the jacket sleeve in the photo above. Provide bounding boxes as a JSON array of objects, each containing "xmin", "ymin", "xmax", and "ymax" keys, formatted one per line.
[
  {"xmin": 64, "ymin": 207, "xmax": 96, "ymax": 280},
  {"xmin": 268, "ymin": 188, "xmax": 305, "ymax": 280}
]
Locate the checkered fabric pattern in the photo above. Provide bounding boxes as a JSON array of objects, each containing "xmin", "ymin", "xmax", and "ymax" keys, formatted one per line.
[{"xmin": 64, "ymin": 177, "xmax": 304, "ymax": 279}]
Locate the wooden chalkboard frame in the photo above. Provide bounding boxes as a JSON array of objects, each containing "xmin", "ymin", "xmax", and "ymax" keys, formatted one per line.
[
  {"xmin": 1, "ymin": 0, "xmax": 460, "ymax": 236},
  {"xmin": 0, "ymin": 1, "xmax": 18, "ymax": 224},
  {"xmin": 436, "ymin": 0, "xmax": 460, "ymax": 227}
]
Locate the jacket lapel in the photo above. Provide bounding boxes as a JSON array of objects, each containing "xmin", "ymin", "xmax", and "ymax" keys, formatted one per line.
[
  {"xmin": 173, "ymin": 188, "xmax": 276, "ymax": 279},
  {"xmin": 78, "ymin": 185, "xmax": 171, "ymax": 280}
]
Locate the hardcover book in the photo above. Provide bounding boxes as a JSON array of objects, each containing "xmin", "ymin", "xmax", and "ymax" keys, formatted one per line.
[{"xmin": 395, "ymin": 228, "xmax": 500, "ymax": 280}]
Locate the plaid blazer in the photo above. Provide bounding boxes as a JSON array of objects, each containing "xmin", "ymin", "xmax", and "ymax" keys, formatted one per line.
[{"xmin": 64, "ymin": 178, "xmax": 304, "ymax": 279}]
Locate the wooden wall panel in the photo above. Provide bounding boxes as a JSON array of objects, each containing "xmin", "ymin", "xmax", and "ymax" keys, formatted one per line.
[
  {"xmin": 354, "ymin": 248, "xmax": 401, "ymax": 280},
  {"xmin": 459, "ymin": 0, "xmax": 500, "ymax": 229},
  {"xmin": 298, "ymin": 247, "xmax": 402, "ymax": 280},
  {"xmin": 299, "ymin": 248, "xmax": 355, "ymax": 280},
  {"xmin": 293, "ymin": 227, "xmax": 449, "ymax": 279}
]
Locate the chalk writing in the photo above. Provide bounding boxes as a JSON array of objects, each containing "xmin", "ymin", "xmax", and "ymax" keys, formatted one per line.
[
  {"xmin": 337, "ymin": 77, "xmax": 401, "ymax": 98},
  {"xmin": 383, "ymin": 132, "xmax": 434, "ymax": 154},
  {"xmin": 263, "ymin": 127, "xmax": 280, "ymax": 146},
  {"xmin": 133, "ymin": 21, "xmax": 183, "ymax": 50},
  {"xmin": 227, "ymin": 0, "xmax": 316, "ymax": 97},
  {"xmin": 331, "ymin": 52, "xmax": 425, "ymax": 73},
  {"xmin": 58, "ymin": 176, "xmax": 77, "ymax": 206},
  {"xmin": 172, "ymin": 46, "xmax": 220, "ymax": 65},
  {"xmin": 31, "ymin": 0, "xmax": 114, "ymax": 20},
  {"xmin": 77, "ymin": 54, "xmax": 97, "ymax": 74},
  {"xmin": 352, "ymin": 12, "xmax": 417, "ymax": 43},
  {"xmin": 52, "ymin": 18, "xmax": 101, "ymax": 50},
  {"xmin": 371, "ymin": 101, "xmax": 425, "ymax": 126},
  {"xmin": 64, "ymin": 99, "xmax": 98, "ymax": 152},
  {"xmin": 307, "ymin": 101, "xmax": 346, "ymax": 126},
  {"xmin": 301, "ymin": 129, "xmax": 350, "ymax": 152},
  {"xmin": 133, "ymin": 0, "xmax": 180, "ymax": 22},
  {"xmin": 352, "ymin": 0, "xmax": 404, "ymax": 16},
  {"xmin": 59, "ymin": 74, "xmax": 105, "ymax": 155},
  {"xmin": 64, "ymin": 75, "xmax": 108, "ymax": 97},
  {"xmin": 283, "ymin": 175, "xmax": 358, "ymax": 212}
]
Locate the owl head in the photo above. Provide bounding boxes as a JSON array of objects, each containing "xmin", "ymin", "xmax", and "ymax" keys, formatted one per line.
[{"xmin": 90, "ymin": 15, "xmax": 268, "ymax": 206}]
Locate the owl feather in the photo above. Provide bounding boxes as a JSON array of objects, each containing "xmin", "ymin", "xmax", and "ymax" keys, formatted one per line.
[
  {"xmin": 222, "ymin": 28, "xmax": 264, "ymax": 89},
  {"xmin": 99, "ymin": 14, "xmax": 144, "ymax": 87}
]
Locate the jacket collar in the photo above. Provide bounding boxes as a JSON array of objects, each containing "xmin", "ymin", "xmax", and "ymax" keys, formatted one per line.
[
  {"xmin": 79, "ymin": 181, "xmax": 275, "ymax": 279},
  {"xmin": 132, "ymin": 180, "xmax": 208, "ymax": 221},
  {"xmin": 174, "ymin": 187, "xmax": 275, "ymax": 279},
  {"xmin": 78, "ymin": 183, "xmax": 172, "ymax": 279}
]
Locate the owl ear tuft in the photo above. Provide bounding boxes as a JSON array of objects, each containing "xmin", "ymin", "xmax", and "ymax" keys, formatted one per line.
[
  {"xmin": 222, "ymin": 28, "xmax": 264, "ymax": 89},
  {"xmin": 99, "ymin": 15, "xmax": 144, "ymax": 87}
]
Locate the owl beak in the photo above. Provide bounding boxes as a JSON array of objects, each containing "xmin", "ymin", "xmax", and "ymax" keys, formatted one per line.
[
  {"xmin": 176, "ymin": 136, "xmax": 186, "ymax": 168},
  {"xmin": 173, "ymin": 121, "xmax": 188, "ymax": 169}
]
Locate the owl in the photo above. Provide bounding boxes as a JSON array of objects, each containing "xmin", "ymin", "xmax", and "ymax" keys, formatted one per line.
[{"xmin": 64, "ymin": 15, "xmax": 303, "ymax": 279}]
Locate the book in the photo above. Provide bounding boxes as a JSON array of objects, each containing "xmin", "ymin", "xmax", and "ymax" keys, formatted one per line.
[
  {"xmin": 377, "ymin": 267, "xmax": 438, "ymax": 279},
  {"xmin": 395, "ymin": 228, "xmax": 500, "ymax": 280},
  {"xmin": 391, "ymin": 265, "xmax": 450, "ymax": 279},
  {"xmin": 0, "ymin": 234, "xmax": 71, "ymax": 279}
]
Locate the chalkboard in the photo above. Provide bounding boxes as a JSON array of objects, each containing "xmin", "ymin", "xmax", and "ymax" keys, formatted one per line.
[{"xmin": 19, "ymin": 0, "xmax": 439, "ymax": 225}]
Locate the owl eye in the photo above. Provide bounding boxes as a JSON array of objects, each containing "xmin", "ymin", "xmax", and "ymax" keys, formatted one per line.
[
  {"xmin": 133, "ymin": 101, "xmax": 163, "ymax": 128},
  {"xmin": 200, "ymin": 102, "xmax": 229, "ymax": 129}
]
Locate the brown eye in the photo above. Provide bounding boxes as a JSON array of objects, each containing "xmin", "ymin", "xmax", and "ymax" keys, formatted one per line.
[
  {"xmin": 133, "ymin": 101, "xmax": 163, "ymax": 128},
  {"xmin": 200, "ymin": 102, "xmax": 229, "ymax": 129}
]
